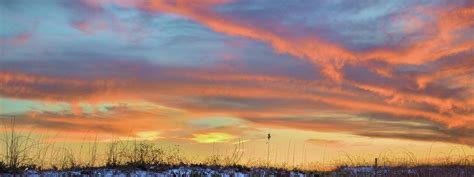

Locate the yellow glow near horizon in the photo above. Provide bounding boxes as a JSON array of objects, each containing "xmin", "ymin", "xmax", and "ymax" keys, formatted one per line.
[{"xmin": 191, "ymin": 132, "xmax": 236, "ymax": 143}]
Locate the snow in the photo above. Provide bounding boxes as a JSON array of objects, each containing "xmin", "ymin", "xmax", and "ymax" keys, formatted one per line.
[{"xmin": 2, "ymin": 167, "xmax": 307, "ymax": 177}]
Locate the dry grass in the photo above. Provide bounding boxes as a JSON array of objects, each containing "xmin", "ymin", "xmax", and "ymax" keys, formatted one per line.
[
  {"xmin": 0, "ymin": 119, "xmax": 37, "ymax": 172},
  {"xmin": 0, "ymin": 119, "xmax": 472, "ymax": 175}
]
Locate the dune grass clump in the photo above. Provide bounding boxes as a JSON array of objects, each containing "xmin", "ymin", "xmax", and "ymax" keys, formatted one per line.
[{"xmin": 0, "ymin": 119, "xmax": 38, "ymax": 173}]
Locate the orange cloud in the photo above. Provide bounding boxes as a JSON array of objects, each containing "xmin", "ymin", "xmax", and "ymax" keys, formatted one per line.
[
  {"xmin": 360, "ymin": 6, "xmax": 474, "ymax": 65},
  {"xmin": 133, "ymin": 0, "xmax": 355, "ymax": 81},
  {"xmin": 1, "ymin": 103, "xmax": 185, "ymax": 141},
  {"xmin": 352, "ymin": 82, "xmax": 468, "ymax": 114},
  {"xmin": 134, "ymin": 1, "xmax": 474, "ymax": 82},
  {"xmin": 1, "ymin": 52, "xmax": 473, "ymax": 146},
  {"xmin": 0, "ymin": 71, "xmax": 133, "ymax": 103},
  {"xmin": 2, "ymin": 68, "xmax": 472, "ymax": 128},
  {"xmin": 75, "ymin": 1, "xmax": 473, "ymax": 87}
]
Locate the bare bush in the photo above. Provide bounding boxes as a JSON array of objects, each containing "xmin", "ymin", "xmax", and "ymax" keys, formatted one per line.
[
  {"xmin": 0, "ymin": 119, "xmax": 36, "ymax": 171},
  {"xmin": 86, "ymin": 136, "xmax": 98, "ymax": 167},
  {"xmin": 59, "ymin": 147, "xmax": 79, "ymax": 170},
  {"xmin": 106, "ymin": 138, "xmax": 124, "ymax": 167},
  {"xmin": 126, "ymin": 141, "xmax": 164, "ymax": 167},
  {"xmin": 165, "ymin": 145, "xmax": 185, "ymax": 165}
]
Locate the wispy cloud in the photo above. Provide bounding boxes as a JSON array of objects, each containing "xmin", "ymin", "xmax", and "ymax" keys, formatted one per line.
[{"xmin": 0, "ymin": 0, "xmax": 473, "ymax": 148}]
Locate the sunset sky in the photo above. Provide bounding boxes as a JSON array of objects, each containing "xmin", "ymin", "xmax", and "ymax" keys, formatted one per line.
[{"xmin": 1, "ymin": 0, "xmax": 473, "ymax": 165}]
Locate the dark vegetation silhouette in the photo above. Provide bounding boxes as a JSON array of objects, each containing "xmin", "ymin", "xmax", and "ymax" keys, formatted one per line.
[{"xmin": 0, "ymin": 118, "xmax": 473, "ymax": 176}]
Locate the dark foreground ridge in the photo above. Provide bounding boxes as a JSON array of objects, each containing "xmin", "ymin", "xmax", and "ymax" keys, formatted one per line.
[{"xmin": 1, "ymin": 164, "xmax": 473, "ymax": 177}]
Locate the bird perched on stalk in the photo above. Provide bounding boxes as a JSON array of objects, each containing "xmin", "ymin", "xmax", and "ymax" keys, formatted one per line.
[{"xmin": 266, "ymin": 133, "xmax": 271, "ymax": 168}]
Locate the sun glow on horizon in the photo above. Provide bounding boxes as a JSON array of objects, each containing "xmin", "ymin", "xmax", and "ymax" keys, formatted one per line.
[{"xmin": 191, "ymin": 132, "xmax": 236, "ymax": 144}]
